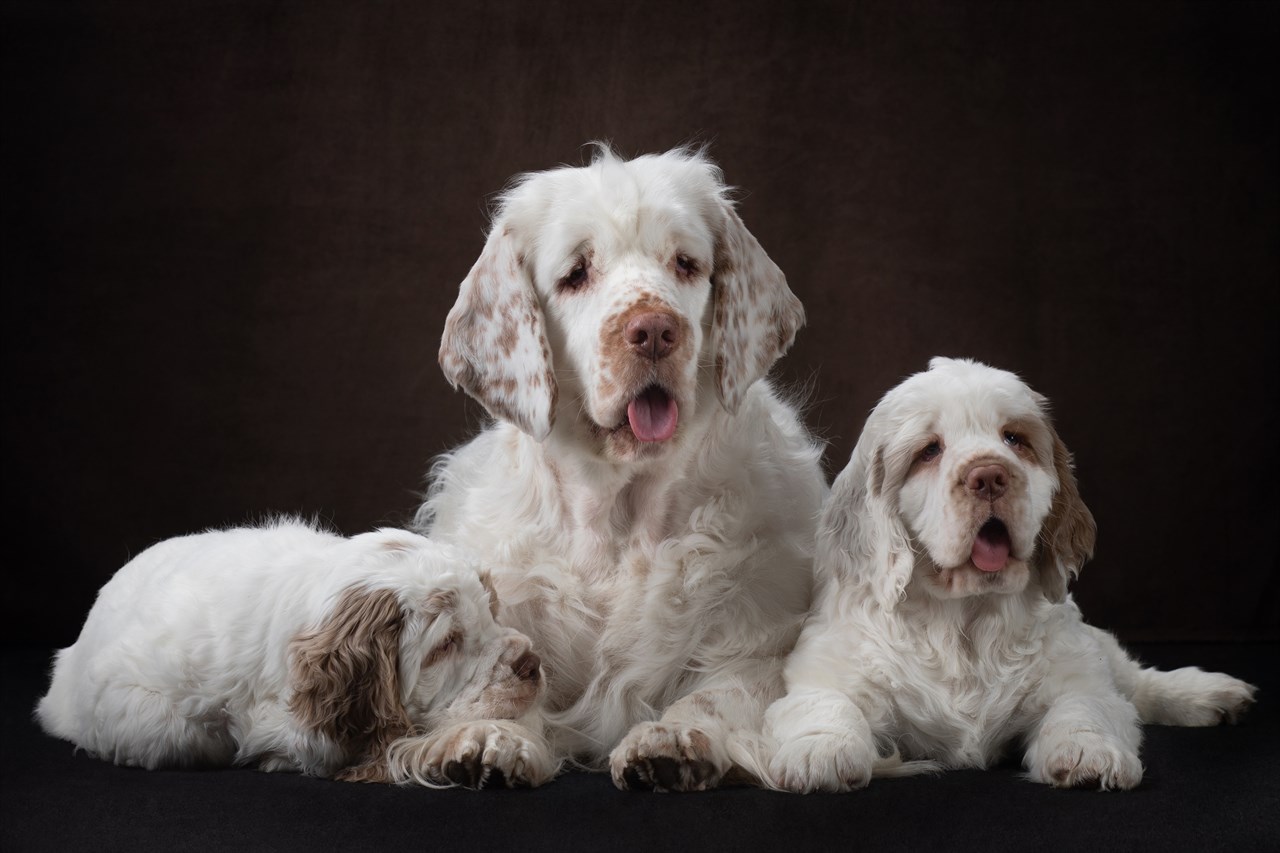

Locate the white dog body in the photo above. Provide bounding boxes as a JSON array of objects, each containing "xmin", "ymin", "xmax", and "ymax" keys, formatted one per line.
[
  {"xmin": 419, "ymin": 147, "xmax": 827, "ymax": 790},
  {"xmin": 37, "ymin": 520, "xmax": 553, "ymax": 786},
  {"xmin": 767, "ymin": 358, "xmax": 1255, "ymax": 792}
]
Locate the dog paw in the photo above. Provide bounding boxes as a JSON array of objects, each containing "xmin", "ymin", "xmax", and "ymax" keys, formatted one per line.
[
  {"xmin": 386, "ymin": 720, "xmax": 556, "ymax": 789},
  {"xmin": 769, "ymin": 732, "xmax": 874, "ymax": 793},
  {"xmin": 1032, "ymin": 731, "xmax": 1143, "ymax": 791},
  {"xmin": 609, "ymin": 722, "xmax": 727, "ymax": 792}
]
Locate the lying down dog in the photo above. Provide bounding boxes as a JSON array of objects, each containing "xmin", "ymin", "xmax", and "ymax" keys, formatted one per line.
[
  {"xmin": 767, "ymin": 357, "xmax": 1256, "ymax": 792},
  {"xmin": 37, "ymin": 519, "xmax": 554, "ymax": 786}
]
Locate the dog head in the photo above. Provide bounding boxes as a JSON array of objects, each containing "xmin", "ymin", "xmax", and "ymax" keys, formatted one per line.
[
  {"xmin": 288, "ymin": 534, "xmax": 542, "ymax": 778},
  {"xmin": 438, "ymin": 145, "xmax": 804, "ymax": 464},
  {"xmin": 820, "ymin": 357, "xmax": 1096, "ymax": 609}
]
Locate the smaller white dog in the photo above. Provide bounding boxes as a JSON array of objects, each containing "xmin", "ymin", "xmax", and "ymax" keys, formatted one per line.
[
  {"xmin": 767, "ymin": 358, "xmax": 1256, "ymax": 792},
  {"xmin": 37, "ymin": 520, "xmax": 554, "ymax": 787}
]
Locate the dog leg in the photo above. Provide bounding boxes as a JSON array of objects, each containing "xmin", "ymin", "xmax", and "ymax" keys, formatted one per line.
[{"xmin": 1024, "ymin": 693, "xmax": 1143, "ymax": 790}]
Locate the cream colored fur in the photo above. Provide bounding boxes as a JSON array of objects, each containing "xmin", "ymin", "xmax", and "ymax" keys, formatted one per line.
[
  {"xmin": 37, "ymin": 519, "xmax": 553, "ymax": 786},
  {"xmin": 418, "ymin": 146, "xmax": 826, "ymax": 790},
  {"xmin": 766, "ymin": 358, "xmax": 1256, "ymax": 792}
]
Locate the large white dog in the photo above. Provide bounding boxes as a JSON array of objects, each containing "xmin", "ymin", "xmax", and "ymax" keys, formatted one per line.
[
  {"xmin": 766, "ymin": 358, "xmax": 1256, "ymax": 792},
  {"xmin": 37, "ymin": 520, "xmax": 553, "ymax": 786},
  {"xmin": 415, "ymin": 146, "xmax": 827, "ymax": 790}
]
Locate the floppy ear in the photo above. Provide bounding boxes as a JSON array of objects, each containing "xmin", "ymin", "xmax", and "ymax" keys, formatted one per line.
[
  {"xmin": 289, "ymin": 586, "xmax": 412, "ymax": 766},
  {"xmin": 438, "ymin": 223, "xmax": 558, "ymax": 440},
  {"xmin": 1036, "ymin": 426, "xmax": 1097, "ymax": 603},
  {"xmin": 819, "ymin": 438, "xmax": 915, "ymax": 612},
  {"xmin": 711, "ymin": 202, "xmax": 805, "ymax": 414}
]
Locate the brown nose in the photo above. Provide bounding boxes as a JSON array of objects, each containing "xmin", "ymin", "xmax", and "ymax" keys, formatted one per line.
[
  {"xmin": 966, "ymin": 464, "xmax": 1008, "ymax": 500},
  {"xmin": 512, "ymin": 650, "xmax": 541, "ymax": 682},
  {"xmin": 625, "ymin": 311, "xmax": 679, "ymax": 360}
]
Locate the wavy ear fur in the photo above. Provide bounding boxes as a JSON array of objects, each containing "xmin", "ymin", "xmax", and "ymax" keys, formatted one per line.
[
  {"xmin": 438, "ymin": 223, "xmax": 558, "ymax": 440},
  {"xmin": 1036, "ymin": 426, "xmax": 1097, "ymax": 603},
  {"xmin": 711, "ymin": 202, "xmax": 805, "ymax": 414},
  {"xmin": 289, "ymin": 586, "xmax": 412, "ymax": 772},
  {"xmin": 820, "ymin": 439, "xmax": 915, "ymax": 612}
]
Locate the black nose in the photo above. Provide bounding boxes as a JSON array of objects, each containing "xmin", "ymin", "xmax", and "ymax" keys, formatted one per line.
[{"xmin": 512, "ymin": 650, "xmax": 541, "ymax": 682}]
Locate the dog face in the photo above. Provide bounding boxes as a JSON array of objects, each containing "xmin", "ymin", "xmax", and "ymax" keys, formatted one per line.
[
  {"xmin": 821, "ymin": 357, "xmax": 1096, "ymax": 608},
  {"xmin": 402, "ymin": 572, "xmax": 543, "ymax": 731},
  {"xmin": 289, "ymin": 541, "xmax": 542, "ymax": 766},
  {"xmin": 438, "ymin": 146, "xmax": 804, "ymax": 464}
]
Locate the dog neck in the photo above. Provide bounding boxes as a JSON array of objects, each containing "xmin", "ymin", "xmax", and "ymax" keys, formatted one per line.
[{"xmin": 538, "ymin": 401, "xmax": 724, "ymax": 577}]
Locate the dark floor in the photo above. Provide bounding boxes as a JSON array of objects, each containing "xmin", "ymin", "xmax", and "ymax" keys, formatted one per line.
[{"xmin": 3, "ymin": 644, "xmax": 1276, "ymax": 853}]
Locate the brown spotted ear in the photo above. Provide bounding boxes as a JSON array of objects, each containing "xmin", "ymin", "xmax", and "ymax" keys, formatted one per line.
[
  {"xmin": 439, "ymin": 222, "xmax": 558, "ymax": 440},
  {"xmin": 711, "ymin": 201, "xmax": 805, "ymax": 414},
  {"xmin": 289, "ymin": 586, "xmax": 411, "ymax": 774},
  {"xmin": 1037, "ymin": 426, "xmax": 1097, "ymax": 603}
]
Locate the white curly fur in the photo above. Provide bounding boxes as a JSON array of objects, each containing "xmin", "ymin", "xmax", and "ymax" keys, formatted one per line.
[
  {"xmin": 36, "ymin": 519, "xmax": 553, "ymax": 786},
  {"xmin": 418, "ymin": 146, "xmax": 826, "ymax": 790},
  {"xmin": 766, "ymin": 358, "xmax": 1256, "ymax": 792}
]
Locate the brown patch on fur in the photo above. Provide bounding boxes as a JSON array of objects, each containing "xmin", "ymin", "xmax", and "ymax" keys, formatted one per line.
[
  {"xmin": 599, "ymin": 297, "xmax": 689, "ymax": 364},
  {"xmin": 685, "ymin": 727, "xmax": 713, "ymax": 759},
  {"xmin": 870, "ymin": 446, "xmax": 888, "ymax": 498},
  {"xmin": 288, "ymin": 586, "xmax": 411, "ymax": 770},
  {"xmin": 710, "ymin": 203, "xmax": 803, "ymax": 412},
  {"xmin": 438, "ymin": 224, "xmax": 558, "ymax": 438},
  {"xmin": 594, "ymin": 297, "xmax": 695, "ymax": 425},
  {"xmin": 1037, "ymin": 427, "xmax": 1097, "ymax": 602},
  {"xmin": 628, "ymin": 554, "xmax": 651, "ymax": 579},
  {"xmin": 478, "ymin": 570, "xmax": 501, "ymax": 619},
  {"xmin": 690, "ymin": 693, "xmax": 722, "ymax": 718},
  {"xmin": 424, "ymin": 588, "xmax": 458, "ymax": 615}
]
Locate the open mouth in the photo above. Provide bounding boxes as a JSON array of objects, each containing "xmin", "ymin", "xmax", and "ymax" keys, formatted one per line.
[
  {"xmin": 622, "ymin": 384, "xmax": 679, "ymax": 443},
  {"xmin": 970, "ymin": 518, "xmax": 1012, "ymax": 573}
]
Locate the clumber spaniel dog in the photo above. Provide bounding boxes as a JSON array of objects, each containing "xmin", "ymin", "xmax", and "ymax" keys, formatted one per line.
[
  {"xmin": 766, "ymin": 358, "xmax": 1256, "ymax": 792},
  {"xmin": 416, "ymin": 146, "xmax": 827, "ymax": 790},
  {"xmin": 37, "ymin": 520, "xmax": 554, "ymax": 786}
]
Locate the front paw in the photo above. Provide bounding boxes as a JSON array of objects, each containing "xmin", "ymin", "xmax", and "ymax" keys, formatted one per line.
[
  {"xmin": 1029, "ymin": 731, "xmax": 1143, "ymax": 791},
  {"xmin": 769, "ymin": 732, "xmax": 874, "ymax": 793},
  {"xmin": 386, "ymin": 721, "xmax": 556, "ymax": 789},
  {"xmin": 609, "ymin": 722, "xmax": 727, "ymax": 792}
]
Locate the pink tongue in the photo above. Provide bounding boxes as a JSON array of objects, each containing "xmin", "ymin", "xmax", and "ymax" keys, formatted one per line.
[
  {"xmin": 627, "ymin": 388, "xmax": 679, "ymax": 442},
  {"xmin": 971, "ymin": 526, "xmax": 1011, "ymax": 573}
]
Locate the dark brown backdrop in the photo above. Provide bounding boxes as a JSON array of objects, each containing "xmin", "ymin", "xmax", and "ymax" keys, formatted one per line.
[{"xmin": 4, "ymin": 0, "xmax": 1276, "ymax": 647}]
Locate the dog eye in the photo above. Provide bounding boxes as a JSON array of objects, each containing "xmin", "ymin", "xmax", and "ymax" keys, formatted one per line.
[
  {"xmin": 423, "ymin": 631, "xmax": 463, "ymax": 667},
  {"xmin": 1003, "ymin": 431, "xmax": 1024, "ymax": 448},
  {"xmin": 675, "ymin": 255, "xmax": 698, "ymax": 276},
  {"xmin": 559, "ymin": 260, "xmax": 588, "ymax": 292},
  {"xmin": 919, "ymin": 442, "xmax": 942, "ymax": 462}
]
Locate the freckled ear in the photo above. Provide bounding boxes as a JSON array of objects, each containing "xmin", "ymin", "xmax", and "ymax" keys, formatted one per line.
[
  {"xmin": 711, "ymin": 201, "xmax": 805, "ymax": 414},
  {"xmin": 289, "ymin": 587, "xmax": 411, "ymax": 765},
  {"xmin": 1037, "ymin": 427, "xmax": 1097, "ymax": 603},
  {"xmin": 820, "ymin": 436, "xmax": 915, "ymax": 612},
  {"xmin": 438, "ymin": 222, "xmax": 558, "ymax": 441}
]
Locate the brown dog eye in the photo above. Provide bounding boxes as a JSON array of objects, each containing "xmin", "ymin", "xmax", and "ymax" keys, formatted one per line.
[
  {"xmin": 423, "ymin": 631, "xmax": 462, "ymax": 667},
  {"xmin": 675, "ymin": 255, "xmax": 697, "ymax": 276},
  {"xmin": 1003, "ymin": 431, "xmax": 1023, "ymax": 447},
  {"xmin": 920, "ymin": 442, "xmax": 942, "ymax": 462},
  {"xmin": 559, "ymin": 261, "xmax": 588, "ymax": 292}
]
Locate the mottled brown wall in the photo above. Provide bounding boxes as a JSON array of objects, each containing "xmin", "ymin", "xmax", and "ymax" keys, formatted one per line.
[{"xmin": 3, "ymin": 0, "xmax": 1276, "ymax": 645}]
